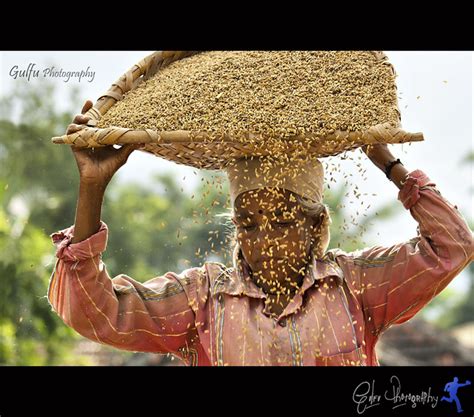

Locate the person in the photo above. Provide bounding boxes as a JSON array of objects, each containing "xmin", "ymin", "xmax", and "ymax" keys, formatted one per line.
[
  {"xmin": 48, "ymin": 100, "xmax": 473, "ymax": 366},
  {"xmin": 441, "ymin": 377, "xmax": 471, "ymax": 413}
]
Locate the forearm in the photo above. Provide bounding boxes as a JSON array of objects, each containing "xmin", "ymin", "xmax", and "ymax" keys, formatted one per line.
[
  {"xmin": 350, "ymin": 169, "xmax": 473, "ymax": 333},
  {"xmin": 49, "ymin": 238, "xmax": 197, "ymax": 353},
  {"xmin": 386, "ymin": 163, "xmax": 410, "ymax": 190},
  {"xmin": 71, "ymin": 181, "xmax": 106, "ymax": 244},
  {"xmin": 365, "ymin": 145, "xmax": 409, "ymax": 190}
]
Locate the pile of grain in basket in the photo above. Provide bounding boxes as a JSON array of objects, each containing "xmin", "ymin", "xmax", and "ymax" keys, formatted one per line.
[{"xmin": 97, "ymin": 51, "xmax": 399, "ymax": 144}]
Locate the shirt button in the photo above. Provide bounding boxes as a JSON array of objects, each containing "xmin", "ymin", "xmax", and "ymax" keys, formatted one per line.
[{"xmin": 279, "ymin": 319, "xmax": 287, "ymax": 327}]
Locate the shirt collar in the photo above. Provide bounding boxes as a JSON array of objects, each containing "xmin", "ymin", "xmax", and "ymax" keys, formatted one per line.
[{"xmin": 212, "ymin": 248, "xmax": 344, "ymax": 306}]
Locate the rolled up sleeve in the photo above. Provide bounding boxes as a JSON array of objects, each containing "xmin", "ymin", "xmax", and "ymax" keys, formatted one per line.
[
  {"xmin": 335, "ymin": 170, "xmax": 473, "ymax": 335},
  {"xmin": 48, "ymin": 221, "xmax": 201, "ymax": 354}
]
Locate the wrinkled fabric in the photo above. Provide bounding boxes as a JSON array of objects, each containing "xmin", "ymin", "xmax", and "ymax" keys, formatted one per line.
[
  {"xmin": 225, "ymin": 156, "xmax": 325, "ymax": 206},
  {"xmin": 48, "ymin": 170, "xmax": 473, "ymax": 366}
]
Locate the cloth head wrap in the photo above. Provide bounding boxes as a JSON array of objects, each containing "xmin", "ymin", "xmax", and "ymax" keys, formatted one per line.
[{"xmin": 225, "ymin": 156, "xmax": 325, "ymax": 206}]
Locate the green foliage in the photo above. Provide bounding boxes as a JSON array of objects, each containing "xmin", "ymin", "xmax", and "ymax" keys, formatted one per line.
[
  {"xmin": 324, "ymin": 181, "xmax": 402, "ymax": 253},
  {"xmin": 461, "ymin": 151, "xmax": 474, "ymax": 164},
  {"xmin": 102, "ymin": 171, "xmax": 230, "ymax": 281},
  {"xmin": 0, "ymin": 80, "xmax": 87, "ymax": 365},
  {"xmin": 0, "ymin": 203, "xmax": 81, "ymax": 365}
]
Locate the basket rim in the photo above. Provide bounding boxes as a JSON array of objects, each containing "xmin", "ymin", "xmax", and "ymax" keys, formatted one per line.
[{"xmin": 51, "ymin": 51, "xmax": 423, "ymax": 169}]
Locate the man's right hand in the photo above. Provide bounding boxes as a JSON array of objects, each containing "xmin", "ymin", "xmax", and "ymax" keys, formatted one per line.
[{"xmin": 69, "ymin": 100, "xmax": 142, "ymax": 188}]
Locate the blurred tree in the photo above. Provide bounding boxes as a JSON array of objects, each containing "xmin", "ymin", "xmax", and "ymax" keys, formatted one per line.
[
  {"xmin": 0, "ymin": 80, "xmax": 82, "ymax": 235},
  {"xmin": 323, "ymin": 178, "xmax": 401, "ymax": 253},
  {"xmin": 447, "ymin": 261, "xmax": 474, "ymax": 327},
  {"xmin": 102, "ymin": 170, "xmax": 229, "ymax": 280},
  {"xmin": 0, "ymin": 81, "xmax": 89, "ymax": 364},
  {"xmin": 0, "ymin": 178, "xmax": 88, "ymax": 365}
]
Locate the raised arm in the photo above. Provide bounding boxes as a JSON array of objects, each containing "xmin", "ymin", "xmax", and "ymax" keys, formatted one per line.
[
  {"xmin": 67, "ymin": 100, "xmax": 141, "ymax": 244},
  {"xmin": 48, "ymin": 101, "xmax": 198, "ymax": 355},
  {"xmin": 49, "ymin": 222, "xmax": 200, "ymax": 354},
  {"xmin": 361, "ymin": 142, "xmax": 410, "ymax": 191},
  {"xmin": 334, "ymin": 142, "xmax": 474, "ymax": 335}
]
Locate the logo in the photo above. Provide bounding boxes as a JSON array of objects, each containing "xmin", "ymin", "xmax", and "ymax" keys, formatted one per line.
[
  {"xmin": 352, "ymin": 375, "xmax": 439, "ymax": 414},
  {"xmin": 352, "ymin": 375, "xmax": 472, "ymax": 414},
  {"xmin": 8, "ymin": 63, "xmax": 96, "ymax": 83},
  {"xmin": 440, "ymin": 377, "xmax": 471, "ymax": 413}
]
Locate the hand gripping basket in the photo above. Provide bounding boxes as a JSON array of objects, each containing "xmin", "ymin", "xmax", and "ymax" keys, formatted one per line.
[{"xmin": 52, "ymin": 51, "xmax": 424, "ymax": 170}]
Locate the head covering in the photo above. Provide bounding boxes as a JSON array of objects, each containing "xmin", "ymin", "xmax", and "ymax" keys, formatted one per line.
[
  {"xmin": 226, "ymin": 155, "xmax": 332, "ymax": 261},
  {"xmin": 225, "ymin": 156, "xmax": 325, "ymax": 206}
]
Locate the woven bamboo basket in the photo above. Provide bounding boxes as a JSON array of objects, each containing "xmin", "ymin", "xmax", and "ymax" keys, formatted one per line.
[{"xmin": 51, "ymin": 51, "xmax": 424, "ymax": 170}]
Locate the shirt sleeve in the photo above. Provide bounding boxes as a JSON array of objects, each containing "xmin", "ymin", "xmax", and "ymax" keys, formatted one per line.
[
  {"xmin": 48, "ymin": 221, "xmax": 203, "ymax": 355},
  {"xmin": 334, "ymin": 169, "xmax": 473, "ymax": 336}
]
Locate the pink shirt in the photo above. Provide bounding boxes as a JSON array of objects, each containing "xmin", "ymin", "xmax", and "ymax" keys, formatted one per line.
[{"xmin": 48, "ymin": 170, "xmax": 473, "ymax": 366}]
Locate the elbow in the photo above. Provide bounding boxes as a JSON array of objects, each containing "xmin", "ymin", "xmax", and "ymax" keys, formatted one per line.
[
  {"xmin": 427, "ymin": 227, "xmax": 473, "ymax": 272},
  {"xmin": 454, "ymin": 226, "xmax": 474, "ymax": 265},
  {"xmin": 443, "ymin": 238, "xmax": 474, "ymax": 276},
  {"xmin": 467, "ymin": 233, "xmax": 474, "ymax": 263}
]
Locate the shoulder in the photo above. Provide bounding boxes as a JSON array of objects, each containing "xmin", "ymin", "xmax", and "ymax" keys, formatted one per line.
[
  {"xmin": 169, "ymin": 265, "xmax": 205, "ymax": 286},
  {"xmin": 322, "ymin": 248, "xmax": 355, "ymax": 265},
  {"xmin": 173, "ymin": 261, "xmax": 234, "ymax": 291},
  {"xmin": 322, "ymin": 247, "xmax": 368, "ymax": 273},
  {"xmin": 323, "ymin": 248, "xmax": 349, "ymax": 261},
  {"xmin": 204, "ymin": 261, "xmax": 231, "ymax": 278},
  {"xmin": 183, "ymin": 262, "xmax": 237, "ymax": 310},
  {"xmin": 203, "ymin": 261, "xmax": 235, "ymax": 291}
]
